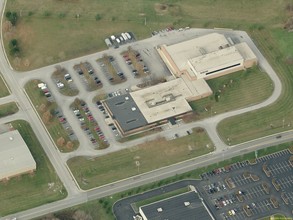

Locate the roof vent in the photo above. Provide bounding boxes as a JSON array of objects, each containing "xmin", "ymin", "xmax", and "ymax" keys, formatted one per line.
[
  {"xmin": 165, "ymin": 96, "xmax": 171, "ymax": 101},
  {"xmin": 125, "ymin": 96, "xmax": 129, "ymax": 100},
  {"xmin": 131, "ymin": 107, "xmax": 136, "ymax": 111},
  {"xmin": 157, "ymin": 208, "xmax": 163, "ymax": 212},
  {"xmin": 9, "ymin": 137, "xmax": 13, "ymax": 141}
]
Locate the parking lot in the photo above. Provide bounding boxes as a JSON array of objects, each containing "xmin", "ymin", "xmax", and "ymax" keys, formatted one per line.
[{"xmin": 197, "ymin": 149, "xmax": 293, "ymax": 220}]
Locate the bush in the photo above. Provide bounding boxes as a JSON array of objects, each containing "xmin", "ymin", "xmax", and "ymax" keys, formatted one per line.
[
  {"xmin": 5, "ymin": 11, "xmax": 18, "ymax": 26},
  {"xmin": 95, "ymin": 14, "xmax": 102, "ymax": 21},
  {"xmin": 9, "ymin": 39, "xmax": 20, "ymax": 56}
]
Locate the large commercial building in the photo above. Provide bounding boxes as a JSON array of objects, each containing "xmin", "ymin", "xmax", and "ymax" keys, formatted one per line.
[
  {"xmin": 157, "ymin": 33, "xmax": 257, "ymax": 80},
  {"xmin": 105, "ymin": 33, "xmax": 257, "ymax": 136},
  {"xmin": 0, "ymin": 130, "xmax": 36, "ymax": 181},
  {"xmin": 104, "ymin": 78, "xmax": 212, "ymax": 136},
  {"xmin": 139, "ymin": 191, "xmax": 214, "ymax": 220}
]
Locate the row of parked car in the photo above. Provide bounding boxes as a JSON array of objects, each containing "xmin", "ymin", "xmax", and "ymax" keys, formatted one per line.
[
  {"xmin": 37, "ymin": 82, "xmax": 54, "ymax": 101},
  {"xmin": 54, "ymin": 108, "xmax": 77, "ymax": 142},
  {"xmin": 122, "ymin": 51, "xmax": 149, "ymax": 78},
  {"xmin": 73, "ymin": 101, "xmax": 108, "ymax": 147},
  {"xmin": 74, "ymin": 62, "xmax": 103, "ymax": 91}
]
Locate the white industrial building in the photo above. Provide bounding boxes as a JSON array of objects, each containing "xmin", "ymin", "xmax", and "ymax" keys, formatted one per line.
[{"xmin": 0, "ymin": 130, "xmax": 36, "ymax": 181}]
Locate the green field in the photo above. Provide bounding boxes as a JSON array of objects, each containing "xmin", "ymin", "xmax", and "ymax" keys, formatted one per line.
[
  {"xmin": 0, "ymin": 120, "xmax": 67, "ymax": 216},
  {"xmin": 0, "ymin": 74, "xmax": 10, "ymax": 97},
  {"xmin": 67, "ymin": 128, "xmax": 213, "ymax": 190},
  {"xmin": 0, "ymin": 102, "xmax": 18, "ymax": 118},
  {"xmin": 25, "ymin": 80, "xmax": 79, "ymax": 152},
  {"xmin": 4, "ymin": 0, "xmax": 283, "ymax": 70},
  {"xmin": 189, "ymin": 67, "xmax": 273, "ymax": 120},
  {"xmin": 217, "ymin": 29, "xmax": 293, "ymax": 145}
]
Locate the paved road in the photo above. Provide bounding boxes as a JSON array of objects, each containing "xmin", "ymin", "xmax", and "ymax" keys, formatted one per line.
[{"xmin": 0, "ymin": 0, "xmax": 291, "ymax": 219}]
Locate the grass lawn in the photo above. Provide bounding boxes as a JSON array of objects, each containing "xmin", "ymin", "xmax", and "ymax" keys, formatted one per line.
[
  {"xmin": 0, "ymin": 102, "xmax": 18, "ymax": 118},
  {"xmin": 217, "ymin": 28, "xmax": 293, "ymax": 145},
  {"xmin": 4, "ymin": 0, "xmax": 283, "ymax": 71},
  {"xmin": 25, "ymin": 79, "xmax": 79, "ymax": 152},
  {"xmin": 260, "ymin": 214, "xmax": 293, "ymax": 220},
  {"xmin": 0, "ymin": 74, "xmax": 10, "ymax": 97},
  {"xmin": 0, "ymin": 120, "xmax": 67, "ymax": 216},
  {"xmin": 188, "ymin": 67, "xmax": 273, "ymax": 120},
  {"xmin": 67, "ymin": 128, "xmax": 213, "ymax": 190}
]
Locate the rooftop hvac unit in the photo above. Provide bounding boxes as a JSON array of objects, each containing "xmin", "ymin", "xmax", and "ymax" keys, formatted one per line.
[
  {"xmin": 131, "ymin": 107, "xmax": 136, "ymax": 111},
  {"xmin": 157, "ymin": 208, "xmax": 163, "ymax": 212},
  {"xmin": 199, "ymin": 47, "xmax": 206, "ymax": 55},
  {"xmin": 184, "ymin": 202, "xmax": 190, "ymax": 206},
  {"xmin": 125, "ymin": 96, "xmax": 129, "ymax": 100}
]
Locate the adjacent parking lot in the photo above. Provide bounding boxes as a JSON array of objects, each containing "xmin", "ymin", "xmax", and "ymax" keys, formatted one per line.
[
  {"xmin": 197, "ymin": 149, "xmax": 292, "ymax": 220},
  {"xmin": 114, "ymin": 149, "xmax": 292, "ymax": 220}
]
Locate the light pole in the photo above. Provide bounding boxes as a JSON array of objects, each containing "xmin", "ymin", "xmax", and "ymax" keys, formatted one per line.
[{"xmin": 136, "ymin": 161, "xmax": 140, "ymax": 174}]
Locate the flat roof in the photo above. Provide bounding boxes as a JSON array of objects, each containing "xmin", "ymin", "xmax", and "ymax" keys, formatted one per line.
[
  {"xmin": 140, "ymin": 191, "xmax": 213, "ymax": 220},
  {"xmin": 180, "ymin": 75, "xmax": 212, "ymax": 100},
  {"xmin": 235, "ymin": 42, "xmax": 257, "ymax": 61},
  {"xmin": 105, "ymin": 94, "xmax": 148, "ymax": 132},
  {"xmin": 164, "ymin": 33, "xmax": 229, "ymax": 71},
  {"xmin": 130, "ymin": 78, "xmax": 193, "ymax": 123},
  {"xmin": 188, "ymin": 46, "xmax": 244, "ymax": 75},
  {"xmin": 0, "ymin": 130, "xmax": 36, "ymax": 180}
]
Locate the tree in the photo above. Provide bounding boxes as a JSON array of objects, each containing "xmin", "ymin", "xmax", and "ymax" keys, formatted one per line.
[
  {"xmin": 10, "ymin": 39, "xmax": 18, "ymax": 47},
  {"xmin": 9, "ymin": 39, "xmax": 20, "ymax": 56},
  {"xmin": 95, "ymin": 13, "xmax": 102, "ymax": 21},
  {"xmin": 5, "ymin": 11, "xmax": 18, "ymax": 26}
]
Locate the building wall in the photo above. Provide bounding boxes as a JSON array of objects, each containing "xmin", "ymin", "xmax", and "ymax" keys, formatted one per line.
[
  {"xmin": 204, "ymin": 65, "xmax": 244, "ymax": 80},
  {"xmin": 0, "ymin": 169, "xmax": 35, "ymax": 182},
  {"xmin": 139, "ymin": 207, "xmax": 148, "ymax": 220},
  {"xmin": 244, "ymin": 58, "xmax": 258, "ymax": 68},
  {"xmin": 156, "ymin": 46, "xmax": 180, "ymax": 78}
]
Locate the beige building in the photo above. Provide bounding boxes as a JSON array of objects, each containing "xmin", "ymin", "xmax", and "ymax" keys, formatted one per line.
[
  {"xmin": 131, "ymin": 78, "xmax": 211, "ymax": 124},
  {"xmin": 105, "ymin": 33, "xmax": 257, "ymax": 135},
  {"xmin": 0, "ymin": 130, "xmax": 36, "ymax": 181},
  {"xmin": 157, "ymin": 33, "xmax": 257, "ymax": 80}
]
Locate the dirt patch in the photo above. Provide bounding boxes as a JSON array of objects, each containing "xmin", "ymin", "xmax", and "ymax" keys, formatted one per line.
[{"xmin": 154, "ymin": 3, "xmax": 169, "ymax": 14}]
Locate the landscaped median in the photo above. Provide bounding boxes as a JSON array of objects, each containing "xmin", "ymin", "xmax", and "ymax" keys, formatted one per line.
[
  {"xmin": 0, "ymin": 74, "xmax": 10, "ymax": 97},
  {"xmin": 25, "ymin": 79, "xmax": 79, "ymax": 152},
  {"xmin": 0, "ymin": 120, "xmax": 67, "ymax": 216},
  {"xmin": 217, "ymin": 29, "xmax": 293, "ymax": 145},
  {"xmin": 67, "ymin": 128, "xmax": 214, "ymax": 190},
  {"xmin": 0, "ymin": 102, "xmax": 18, "ymax": 118}
]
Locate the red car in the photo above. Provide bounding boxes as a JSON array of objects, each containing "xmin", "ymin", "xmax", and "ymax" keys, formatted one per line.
[{"xmin": 59, "ymin": 117, "xmax": 66, "ymax": 123}]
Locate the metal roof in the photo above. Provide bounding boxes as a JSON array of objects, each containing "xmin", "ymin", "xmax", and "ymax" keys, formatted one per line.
[
  {"xmin": 0, "ymin": 130, "xmax": 36, "ymax": 180},
  {"xmin": 105, "ymin": 94, "xmax": 148, "ymax": 132},
  {"xmin": 140, "ymin": 191, "xmax": 213, "ymax": 220}
]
